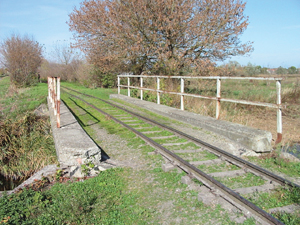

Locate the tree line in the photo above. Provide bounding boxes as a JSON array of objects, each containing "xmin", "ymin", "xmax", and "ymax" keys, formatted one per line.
[
  {"xmin": 0, "ymin": 0, "xmax": 298, "ymax": 88},
  {"xmin": 219, "ymin": 61, "xmax": 299, "ymax": 76}
]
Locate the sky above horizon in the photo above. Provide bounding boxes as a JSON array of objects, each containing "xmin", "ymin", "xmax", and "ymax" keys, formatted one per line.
[{"xmin": 0, "ymin": 0, "xmax": 299, "ymax": 68}]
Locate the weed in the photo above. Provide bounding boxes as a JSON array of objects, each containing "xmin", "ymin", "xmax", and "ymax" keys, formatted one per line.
[
  {"xmin": 197, "ymin": 162, "xmax": 240, "ymax": 173},
  {"xmin": 247, "ymin": 151, "xmax": 300, "ymax": 177},
  {"xmin": 245, "ymin": 186, "xmax": 300, "ymax": 210},
  {"xmin": 0, "ymin": 78, "xmax": 57, "ymax": 188},
  {"xmin": 0, "ymin": 168, "xmax": 148, "ymax": 224},
  {"xmin": 55, "ymin": 170, "xmax": 63, "ymax": 181},
  {"xmin": 215, "ymin": 173, "xmax": 266, "ymax": 189}
]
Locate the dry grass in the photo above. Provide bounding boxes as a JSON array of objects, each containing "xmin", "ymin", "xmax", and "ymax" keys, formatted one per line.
[
  {"xmin": 184, "ymin": 77, "xmax": 300, "ymax": 147},
  {"xmin": 0, "ymin": 114, "xmax": 57, "ymax": 179},
  {"xmin": 130, "ymin": 76, "xmax": 300, "ymax": 147}
]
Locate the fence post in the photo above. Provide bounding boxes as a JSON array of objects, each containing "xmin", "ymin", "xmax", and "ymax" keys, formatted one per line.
[
  {"xmin": 49, "ymin": 77, "xmax": 53, "ymax": 104},
  {"xmin": 127, "ymin": 77, "xmax": 130, "ymax": 97},
  {"xmin": 48, "ymin": 77, "xmax": 51, "ymax": 101},
  {"xmin": 275, "ymin": 80, "xmax": 282, "ymax": 144},
  {"xmin": 118, "ymin": 76, "xmax": 120, "ymax": 94},
  {"xmin": 140, "ymin": 77, "xmax": 143, "ymax": 100},
  {"xmin": 180, "ymin": 78, "xmax": 184, "ymax": 110},
  {"xmin": 216, "ymin": 78, "xmax": 221, "ymax": 119},
  {"xmin": 157, "ymin": 77, "xmax": 160, "ymax": 104},
  {"xmin": 53, "ymin": 78, "xmax": 57, "ymax": 115},
  {"xmin": 56, "ymin": 77, "xmax": 61, "ymax": 128}
]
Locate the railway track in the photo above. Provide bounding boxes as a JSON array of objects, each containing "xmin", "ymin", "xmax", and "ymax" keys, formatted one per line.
[{"xmin": 62, "ymin": 86, "xmax": 300, "ymax": 225}]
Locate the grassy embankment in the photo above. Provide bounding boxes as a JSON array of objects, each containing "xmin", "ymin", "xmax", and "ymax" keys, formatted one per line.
[
  {"xmin": 0, "ymin": 80, "xmax": 150, "ymax": 224},
  {"xmin": 0, "ymin": 77, "xmax": 57, "ymax": 186}
]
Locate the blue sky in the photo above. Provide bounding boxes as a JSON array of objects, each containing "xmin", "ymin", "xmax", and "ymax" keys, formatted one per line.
[{"xmin": 0, "ymin": 0, "xmax": 299, "ymax": 68}]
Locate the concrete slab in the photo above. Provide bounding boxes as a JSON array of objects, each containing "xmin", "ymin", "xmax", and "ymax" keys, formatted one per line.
[
  {"xmin": 48, "ymin": 99, "xmax": 102, "ymax": 168},
  {"xmin": 269, "ymin": 204, "xmax": 300, "ymax": 214},
  {"xmin": 110, "ymin": 94, "xmax": 272, "ymax": 153}
]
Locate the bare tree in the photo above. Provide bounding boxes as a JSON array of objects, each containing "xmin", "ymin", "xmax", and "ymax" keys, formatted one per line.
[
  {"xmin": 51, "ymin": 40, "xmax": 79, "ymax": 65},
  {"xmin": 68, "ymin": 0, "xmax": 252, "ymax": 75},
  {"xmin": 0, "ymin": 34, "xmax": 43, "ymax": 86}
]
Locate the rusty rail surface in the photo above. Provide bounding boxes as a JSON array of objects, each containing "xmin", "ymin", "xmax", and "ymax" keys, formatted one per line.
[
  {"xmin": 117, "ymin": 75, "xmax": 283, "ymax": 144},
  {"xmin": 61, "ymin": 86, "xmax": 287, "ymax": 225},
  {"xmin": 48, "ymin": 77, "xmax": 61, "ymax": 128}
]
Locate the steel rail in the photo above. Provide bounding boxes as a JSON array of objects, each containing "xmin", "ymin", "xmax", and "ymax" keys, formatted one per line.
[
  {"xmin": 61, "ymin": 87, "xmax": 286, "ymax": 225},
  {"xmin": 62, "ymin": 86, "xmax": 299, "ymax": 189}
]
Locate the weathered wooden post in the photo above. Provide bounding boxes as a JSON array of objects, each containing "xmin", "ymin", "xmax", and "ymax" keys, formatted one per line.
[
  {"xmin": 127, "ymin": 77, "xmax": 130, "ymax": 97},
  {"xmin": 180, "ymin": 78, "xmax": 184, "ymax": 110},
  {"xmin": 53, "ymin": 77, "xmax": 57, "ymax": 115},
  {"xmin": 117, "ymin": 76, "xmax": 120, "ymax": 94},
  {"xmin": 140, "ymin": 77, "xmax": 143, "ymax": 100},
  {"xmin": 157, "ymin": 77, "xmax": 160, "ymax": 104},
  {"xmin": 216, "ymin": 78, "xmax": 221, "ymax": 119},
  {"xmin": 275, "ymin": 79, "xmax": 282, "ymax": 144},
  {"xmin": 56, "ymin": 77, "xmax": 61, "ymax": 128}
]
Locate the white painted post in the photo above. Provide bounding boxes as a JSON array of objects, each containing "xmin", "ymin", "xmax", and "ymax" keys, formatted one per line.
[
  {"xmin": 117, "ymin": 76, "xmax": 120, "ymax": 94},
  {"xmin": 56, "ymin": 77, "xmax": 61, "ymax": 128},
  {"xmin": 48, "ymin": 77, "xmax": 51, "ymax": 101},
  {"xmin": 180, "ymin": 78, "xmax": 184, "ymax": 110},
  {"xmin": 140, "ymin": 77, "xmax": 143, "ymax": 100},
  {"xmin": 127, "ymin": 77, "xmax": 130, "ymax": 97},
  {"xmin": 157, "ymin": 77, "xmax": 160, "ymax": 104},
  {"xmin": 53, "ymin": 77, "xmax": 57, "ymax": 115},
  {"xmin": 275, "ymin": 80, "xmax": 282, "ymax": 144},
  {"xmin": 216, "ymin": 78, "xmax": 221, "ymax": 119}
]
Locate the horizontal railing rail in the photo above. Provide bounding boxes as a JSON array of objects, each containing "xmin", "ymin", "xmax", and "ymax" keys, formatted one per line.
[{"xmin": 117, "ymin": 75, "xmax": 283, "ymax": 144}]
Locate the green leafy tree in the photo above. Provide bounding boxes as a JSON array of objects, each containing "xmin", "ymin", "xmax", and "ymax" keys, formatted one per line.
[
  {"xmin": 245, "ymin": 62, "xmax": 261, "ymax": 76},
  {"xmin": 260, "ymin": 67, "xmax": 268, "ymax": 74},
  {"xmin": 288, "ymin": 66, "xmax": 298, "ymax": 74},
  {"xmin": 0, "ymin": 34, "xmax": 43, "ymax": 87},
  {"xmin": 276, "ymin": 66, "xmax": 288, "ymax": 75}
]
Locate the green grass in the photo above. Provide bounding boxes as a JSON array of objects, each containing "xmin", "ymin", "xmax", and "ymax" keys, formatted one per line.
[
  {"xmin": 154, "ymin": 136, "xmax": 187, "ymax": 144},
  {"xmin": 215, "ymin": 173, "xmax": 266, "ymax": 189},
  {"xmin": 244, "ymin": 186, "xmax": 300, "ymax": 223},
  {"xmin": 167, "ymin": 142, "xmax": 200, "ymax": 151},
  {"xmin": 245, "ymin": 187, "xmax": 300, "ymax": 210},
  {"xmin": 62, "ymin": 81, "xmax": 117, "ymax": 100},
  {"xmin": 0, "ymin": 168, "xmax": 149, "ymax": 224},
  {"xmin": 197, "ymin": 162, "xmax": 240, "ymax": 173},
  {"xmin": 177, "ymin": 150, "xmax": 219, "ymax": 162},
  {"xmin": 247, "ymin": 151, "xmax": 300, "ymax": 178},
  {"xmin": 60, "ymin": 84, "xmax": 257, "ymax": 224},
  {"xmin": 0, "ymin": 77, "xmax": 57, "ymax": 182},
  {"xmin": 0, "ymin": 77, "xmax": 49, "ymax": 119},
  {"xmin": 59, "ymin": 82, "xmax": 297, "ymax": 224},
  {"xmin": 144, "ymin": 130, "xmax": 174, "ymax": 138}
]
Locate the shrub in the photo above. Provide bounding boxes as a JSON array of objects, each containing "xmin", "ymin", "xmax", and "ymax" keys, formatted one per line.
[{"xmin": 0, "ymin": 34, "xmax": 43, "ymax": 87}]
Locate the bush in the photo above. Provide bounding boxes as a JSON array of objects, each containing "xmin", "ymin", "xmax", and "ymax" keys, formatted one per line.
[{"xmin": 0, "ymin": 34, "xmax": 43, "ymax": 87}]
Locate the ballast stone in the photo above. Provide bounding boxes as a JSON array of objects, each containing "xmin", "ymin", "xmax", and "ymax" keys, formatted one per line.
[{"xmin": 110, "ymin": 94, "xmax": 272, "ymax": 153}]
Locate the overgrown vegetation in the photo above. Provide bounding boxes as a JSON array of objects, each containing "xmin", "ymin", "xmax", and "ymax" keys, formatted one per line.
[
  {"xmin": 0, "ymin": 77, "xmax": 56, "ymax": 188},
  {"xmin": 0, "ymin": 168, "xmax": 148, "ymax": 224},
  {"xmin": 247, "ymin": 150, "xmax": 300, "ymax": 178}
]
